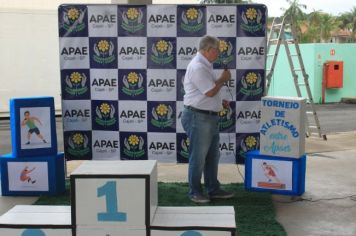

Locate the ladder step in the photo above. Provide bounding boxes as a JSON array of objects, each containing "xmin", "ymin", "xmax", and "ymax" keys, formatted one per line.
[
  {"xmin": 273, "ymin": 23, "xmax": 284, "ymax": 27},
  {"xmin": 309, "ymin": 126, "xmax": 319, "ymax": 129},
  {"xmin": 269, "ymin": 39, "xmax": 280, "ymax": 42},
  {"xmin": 267, "ymin": 53, "xmax": 275, "ymax": 57},
  {"xmin": 297, "ymin": 83, "xmax": 306, "ymax": 86},
  {"xmin": 293, "ymin": 68, "xmax": 302, "ymax": 71},
  {"xmin": 306, "ymin": 111, "xmax": 315, "ymax": 115}
]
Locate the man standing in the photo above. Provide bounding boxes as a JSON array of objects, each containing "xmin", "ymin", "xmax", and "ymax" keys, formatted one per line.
[{"xmin": 181, "ymin": 35, "xmax": 234, "ymax": 203}]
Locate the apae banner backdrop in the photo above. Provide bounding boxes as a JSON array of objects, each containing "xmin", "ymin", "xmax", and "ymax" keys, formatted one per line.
[{"xmin": 59, "ymin": 4, "xmax": 267, "ymax": 163}]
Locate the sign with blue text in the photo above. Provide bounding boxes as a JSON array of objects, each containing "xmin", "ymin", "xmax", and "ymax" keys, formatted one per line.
[
  {"xmin": 260, "ymin": 96, "xmax": 306, "ymax": 158},
  {"xmin": 59, "ymin": 4, "xmax": 267, "ymax": 163}
]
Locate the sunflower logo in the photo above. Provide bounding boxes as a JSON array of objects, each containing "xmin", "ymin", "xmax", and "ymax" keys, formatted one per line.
[
  {"xmin": 245, "ymin": 136, "xmax": 257, "ymax": 148},
  {"xmin": 151, "ymin": 104, "xmax": 174, "ymax": 129},
  {"xmin": 67, "ymin": 133, "xmax": 90, "ymax": 157},
  {"xmin": 95, "ymin": 103, "xmax": 116, "ymax": 127},
  {"xmin": 98, "ymin": 40, "xmax": 110, "ymax": 53},
  {"xmin": 127, "ymin": 8, "xmax": 139, "ymax": 20},
  {"xmin": 72, "ymin": 133, "xmax": 84, "ymax": 145},
  {"xmin": 127, "ymin": 72, "xmax": 139, "ymax": 84},
  {"xmin": 93, "ymin": 39, "xmax": 115, "ymax": 65},
  {"xmin": 156, "ymin": 40, "xmax": 169, "ymax": 53},
  {"xmin": 67, "ymin": 8, "xmax": 79, "ymax": 21},
  {"xmin": 186, "ymin": 8, "xmax": 198, "ymax": 20},
  {"xmin": 219, "ymin": 40, "xmax": 228, "ymax": 53},
  {"xmin": 151, "ymin": 39, "xmax": 174, "ymax": 65},
  {"xmin": 246, "ymin": 8, "xmax": 257, "ymax": 20},
  {"xmin": 128, "ymin": 135, "xmax": 140, "ymax": 146},
  {"xmin": 246, "ymin": 72, "xmax": 258, "ymax": 85},
  {"xmin": 100, "ymin": 103, "xmax": 111, "ymax": 115},
  {"xmin": 62, "ymin": 7, "xmax": 85, "ymax": 34},
  {"xmin": 156, "ymin": 104, "xmax": 168, "ymax": 116},
  {"xmin": 219, "ymin": 109, "xmax": 227, "ymax": 117},
  {"xmin": 70, "ymin": 72, "xmax": 82, "ymax": 84},
  {"xmin": 123, "ymin": 134, "xmax": 145, "ymax": 159}
]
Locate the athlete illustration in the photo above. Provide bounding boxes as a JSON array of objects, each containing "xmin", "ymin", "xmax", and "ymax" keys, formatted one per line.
[
  {"xmin": 21, "ymin": 111, "xmax": 47, "ymax": 145},
  {"xmin": 261, "ymin": 162, "xmax": 280, "ymax": 183},
  {"xmin": 20, "ymin": 166, "xmax": 36, "ymax": 184}
]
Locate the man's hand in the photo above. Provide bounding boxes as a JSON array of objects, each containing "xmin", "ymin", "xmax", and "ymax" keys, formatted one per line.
[{"xmin": 221, "ymin": 69, "xmax": 231, "ymax": 83}]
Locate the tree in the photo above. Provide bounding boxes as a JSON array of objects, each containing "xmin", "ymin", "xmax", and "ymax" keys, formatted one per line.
[
  {"xmin": 303, "ymin": 11, "xmax": 339, "ymax": 43},
  {"xmin": 319, "ymin": 13, "xmax": 339, "ymax": 42},
  {"xmin": 338, "ymin": 7, "xmax": 356, "ymax": 41},
  {"xmin": 281, "ymin": 0, "xmax": 307, "ymax": 21},
  {"xmin": 280, "ymin": 0, "xmax": 307, "ymax": 42}
]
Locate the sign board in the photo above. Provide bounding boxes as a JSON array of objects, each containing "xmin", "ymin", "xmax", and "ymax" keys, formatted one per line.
[
  {"xmin": 260, "ymin": 96, "xmax": 306, "ymax": 158},
  {"xmin": 58, "ymin": 4, "xmax": 267, "ymax": 163}
]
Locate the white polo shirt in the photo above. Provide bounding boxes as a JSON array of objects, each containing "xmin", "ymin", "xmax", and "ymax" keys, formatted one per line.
[{"xmin": 183, "ymin": 52, "xmax": 223, "ymax": 112}]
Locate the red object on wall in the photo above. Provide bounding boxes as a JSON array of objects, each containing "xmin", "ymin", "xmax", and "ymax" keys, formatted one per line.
[{"xmin": 323, "ymin": 61, "xmax": 344, "ymax": 88}]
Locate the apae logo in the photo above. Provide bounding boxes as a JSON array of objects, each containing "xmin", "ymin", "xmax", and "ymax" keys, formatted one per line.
[
  {"xmin": 240, "ymin": 72, "xmax": 263, "ymax": 96},
  {"xmin": 93, "ymin": 39, "xmax": 115, "ymax": 64},
  {"xmin": 93, "ymin": 138, "xmax": 118, "ymax": 154},
  {"xmin": 64, "ymin": 72, "xmax": 88, "ymax": 96},
  {"xmin": 216, "ymin": 39, "xmax": 234, "ymax": 66},
  {"xmin": 95, "ymin": 102, "xmax": 116, "ymax": 127},
  {"xmin": 89, "ymin": 13, "xmax": 116, "ymax": 24},
  {"xmin": 123, "ymin": 134, "xmax": 145, "ymax": 158},
  {"xmin": 122, "ymin": 72, "xmax": 145, "ymax": 96},
  {"xmin": 148, "ymin": 77, "xmax": 175, "ymax": 93},
  {"xmin": 151, "ymin": 104, "xmax": 174, "ymax": 129},
  {"xmin": 121, "ymin": 8, "xmax": 144, "ymax": 33},
  {"xmin": 239, "ymin": 135, "xmax": 259, "ymax": 158},
  {"xmin": 219, "ymin": 106, "xmax": 235, "ymax": 131},
  {"xmin": 181, "ymin": 8, "xmax": 204, "ymax": 33},
  {"xmin": 208, "ymin": 14, "xmax": 235, "ymax": 24},
  {"xmin": 148, "ymin": 14, "xmax": 175, "ymax": 24},
  {"xmin": 241, "ymin": 8, "xmax": 263, "ymax": 33},
  {"xmin": 149, "ymin": 141, "xmax": 175, "ymax": 155},
  {"xmin": 151, "ymin": 40, "xmax": 174, "ymax": 65},
  {"xmin": 67, "ymin": 133, "xmax": 90, "ymax": 157},
  {"xmin": 62, "ymin": 7, "xmax": 86, "ymax": 33}
]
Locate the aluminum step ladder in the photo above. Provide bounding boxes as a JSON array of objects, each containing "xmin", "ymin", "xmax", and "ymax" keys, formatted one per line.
[{"xmin": 265, "ymin": 16, "xmax": 327, "ymax": 140}]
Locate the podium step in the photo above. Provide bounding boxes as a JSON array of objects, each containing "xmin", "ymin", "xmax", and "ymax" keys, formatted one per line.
[
  {"xmin": 0, "ymin": 205, "xmax": 72, "ymax": 235},
  {"xmin": 150, "ymin": 206, "xmax": 236, "ymax": 235}
]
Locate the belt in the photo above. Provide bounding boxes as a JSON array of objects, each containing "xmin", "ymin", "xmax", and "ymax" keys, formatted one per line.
[{"xmin": 184, "ymin": 105, "xmax": 219, "ymax": 116}]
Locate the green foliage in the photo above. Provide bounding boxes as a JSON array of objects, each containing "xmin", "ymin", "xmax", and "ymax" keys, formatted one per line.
[{"xmin": 338, "ymin": 7, "xmax": 356, "ymax": 41}]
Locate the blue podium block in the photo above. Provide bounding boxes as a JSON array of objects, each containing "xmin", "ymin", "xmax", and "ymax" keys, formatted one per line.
[
  {"xmin": 0, "ymin": 153, "xmax": 65, "ymax": 196},
  {"xmin": 245, "ymin": 150, "xmax": 306, "ymax": 196},
  {"xmin": 10, "ymin": 96, "xmax": 57, "ymax": 157}
]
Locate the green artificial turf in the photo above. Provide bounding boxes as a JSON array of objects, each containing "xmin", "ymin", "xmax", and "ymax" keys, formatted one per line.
[{"xmin": 34, "ymin": 181, "xmax": 286, "ymax": 236}]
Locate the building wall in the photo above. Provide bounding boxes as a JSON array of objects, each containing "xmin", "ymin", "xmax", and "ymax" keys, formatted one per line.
[
  {"xmin": 0, "ymin": 0, "xmax": 152, "ymax": 116},
  {"xmin": 267, "ymin": 43, "xmax": 356, "ymax": 103}
]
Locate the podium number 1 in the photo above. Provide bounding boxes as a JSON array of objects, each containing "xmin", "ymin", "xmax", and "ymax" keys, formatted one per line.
[{"xmin": 97, "ymin": 181, "xmax": 127, "ymax": 222}]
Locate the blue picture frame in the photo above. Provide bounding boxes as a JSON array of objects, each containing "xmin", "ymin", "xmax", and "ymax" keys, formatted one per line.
[
  {"xmin": 10, "ymin": 97, "xmax": 57, "ymax": 157},
  {"xmin": 0, "ymin": 153, "xmax": 65, "ymax": 196},
  {"xmin": 245, "ymin": 150, "xmax": 306, "ymax": 196}
]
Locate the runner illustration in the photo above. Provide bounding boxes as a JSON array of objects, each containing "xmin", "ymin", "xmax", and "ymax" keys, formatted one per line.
[
  {"xmin": 261, "ymin": 162, "xmax": 280, "ymax": 183},
  {"xmin": 21, "ymin": 111, "xmax": 47, "ymax": 145},
  {"xmin": 20, "ymin": 166, "xmax": 36, "ymax": 184}
]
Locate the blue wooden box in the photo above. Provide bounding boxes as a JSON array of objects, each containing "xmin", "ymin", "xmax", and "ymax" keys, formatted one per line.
[
  {"xmin": 0, "ymin": 153, "xmax": 65, "ymax": 196},
  {"xmin": 10, "ymin": 96, "xmax": 57, "ymax": 157},
  {"xmin": 245, "ymin": 150, "xmax": 306, "ymax": 196}
]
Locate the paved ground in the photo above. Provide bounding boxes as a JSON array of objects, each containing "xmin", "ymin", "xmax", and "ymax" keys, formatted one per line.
[{"xmin": 1, "ymin": 103, "xmax": 356, "ymax": 235}]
